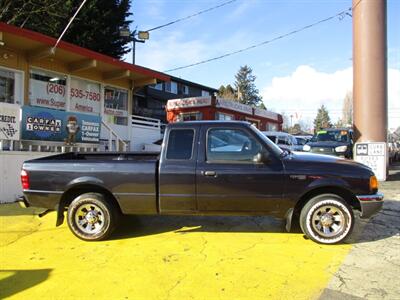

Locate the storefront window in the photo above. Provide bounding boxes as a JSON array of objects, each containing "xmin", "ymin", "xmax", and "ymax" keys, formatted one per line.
[
  {"xmin": 70, "ymin": 77, "xmax": 101, "ymax": 114},
  {"xmin": 1, "ymin": 68, "xmax": 23, "ymax": 105},
  {"xmin": 104, "ymin": 86, "xmax": 128, "ymax": 125},
  {"xmin": 30, "ymin": 68, "xmax": 67, "ymax": 110},
  {"xmin": 179, "ymin": 112, "xmax": 202, "ymax": 121},
  {"xmin": 216, "ymin": 112, "xmax": 233, "ymax": 120}
]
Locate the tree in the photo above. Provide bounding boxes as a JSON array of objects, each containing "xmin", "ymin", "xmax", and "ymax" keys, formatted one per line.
[
  {"xmin": 0, "ymin": 0, "xmax": 132, "ymax": 58},
  {"xmin": 234, "ymin": 65, "xmax": 262, "ymax": 106},
  {"xmin": 313, "ymin": 105, "xmax": 332, "ymax": 132},
  {"xmin": 218, "ymin": 84, "xmax": 237, "ymax": 101},
  {"xmin": 341, "ymin": 91, "xmax": 353, "ymax": 126}
]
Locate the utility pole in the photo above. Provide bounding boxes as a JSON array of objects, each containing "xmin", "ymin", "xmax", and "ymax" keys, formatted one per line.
[
  {"xmin": 353, "ymin": 0, "xmax": 387, "ymax": 142},
  {"xmin": 353, "ymin": 0, "xmax": 388, "ymax": 180}
]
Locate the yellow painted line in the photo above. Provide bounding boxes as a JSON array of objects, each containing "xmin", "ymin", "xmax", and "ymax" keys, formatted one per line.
[{"xmin": 0, "ymin": 204, "xmax": 351, "ymax": 299}]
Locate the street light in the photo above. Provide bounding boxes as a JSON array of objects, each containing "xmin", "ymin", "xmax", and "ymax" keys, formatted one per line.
[{"xmin": 119, "ymin": 27, "xmax": 149, "ymax": 65}]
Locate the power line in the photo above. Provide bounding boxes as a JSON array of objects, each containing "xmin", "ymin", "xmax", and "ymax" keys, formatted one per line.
[
  {"xmin": 164, "ymin": 6, "xmax": 353, "ymax": 73},
  {"xmin": 142, "ymin": 0, "xmax": 238, "ymax": 34}
]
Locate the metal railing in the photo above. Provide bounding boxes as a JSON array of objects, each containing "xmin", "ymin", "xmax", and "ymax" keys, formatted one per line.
[
  {"xmin": 131, "ymin": 114, "xmax": 162, "ymax": 129},
  {"xmin": 101, "ymin": 120, "xmax": 128, "ymax": 152}
]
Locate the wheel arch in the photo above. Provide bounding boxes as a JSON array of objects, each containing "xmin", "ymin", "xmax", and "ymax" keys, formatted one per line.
[
  {"xmin": 56, "ymin": 184, "xmax": 121, "ymax": 226},
  {"xmin": 288, "ymin": 185, "xmax": 360, "ymax": 231}
]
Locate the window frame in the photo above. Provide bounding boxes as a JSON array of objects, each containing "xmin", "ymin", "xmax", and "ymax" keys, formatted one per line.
[
  {"xmin": 165, "ymin": 128, "xmax": 196, "ymax": 161},
  {"xmin": 0, "ymin": 66, "xmax": 24, "ymax": 106},
  {"xmin": 205, "ymin": 127, "xmax": 266, "ymax": 164}
]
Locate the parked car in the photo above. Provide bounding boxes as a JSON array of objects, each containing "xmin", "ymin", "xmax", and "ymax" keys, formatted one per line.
[
  {"xmin": 303, "ymin": 128, "xmax": 353, "ymax": 159},
  {"xmin": 19, "ymin": 121, "xmax": 383, "ymax": 244},
  {"xmin": 262, "ymin": 131, "xmax": 302, "ymax": 151},
  {"xmin": 388, "ymin": 142, "xmax": 400, "ymax": 163}
]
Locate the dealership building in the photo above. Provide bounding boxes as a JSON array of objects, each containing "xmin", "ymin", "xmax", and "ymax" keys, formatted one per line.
[
  {"xmin": 0, "ymin": 22, "xmax": 170, "ymax": 152},
  {"xmin": 166, "ymin": 96, "xmax": 282, "ymax": 131}
]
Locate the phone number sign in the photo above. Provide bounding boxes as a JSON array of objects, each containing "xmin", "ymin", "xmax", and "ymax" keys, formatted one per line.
[
  {"xmin": 354, "ymin": 142, "xmax": 387, "ymax": 181},
  {"xmin": 70, "ymin": 77, "xmax": 101, "ymax": 114}
]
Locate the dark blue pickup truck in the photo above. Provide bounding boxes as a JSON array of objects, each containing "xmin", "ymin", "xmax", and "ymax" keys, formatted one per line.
[{"xmin": 19, "ymin": 121, "xmax": 383, "ymax": 244}]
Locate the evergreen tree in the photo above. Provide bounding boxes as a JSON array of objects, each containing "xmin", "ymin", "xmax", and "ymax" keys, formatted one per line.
[
  {"xmin": 313, "ymin": 105, "xmax": 332, "ymax": 131},
  {"xmin": 0, "ymin": 0, "xmax": 132, "ymax": 58},
  {"xmin": 234, "ymin": 65, "xmax": 262, "ymax": 106},
  {"xmin": 218, "ymin": 84, "xmax": 237, "ymax": 100}
]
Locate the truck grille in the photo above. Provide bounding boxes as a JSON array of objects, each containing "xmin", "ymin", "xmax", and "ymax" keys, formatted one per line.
[{"xmin": 310, "ymin": 147, "xmax": 334, "ymax": 154}]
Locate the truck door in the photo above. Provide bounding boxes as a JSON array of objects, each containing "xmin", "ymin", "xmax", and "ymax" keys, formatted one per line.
[
  {"xmin": 159, "ymin": 125, "xmax": 199, "ymax": 213},
  {"xmin": 196, "ymin": 125, "xmax": 284, "ymax": 214}
]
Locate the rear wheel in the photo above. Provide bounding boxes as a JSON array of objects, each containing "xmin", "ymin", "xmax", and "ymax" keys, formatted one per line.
[
  {"xmin": 300, "ymin": 194, "xmax": 354, "ymax": 244},
  {"xmin": 67, "ymin": 193, "xmax": 118, "ymax": 241}
]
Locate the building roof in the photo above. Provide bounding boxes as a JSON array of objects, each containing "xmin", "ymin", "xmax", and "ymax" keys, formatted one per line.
[
  {"xmin": 0, "ymin": 22, "xmax": 169, "ymax": 83},
  {"xmin": 169, "ymin": 75, "xmax": 218, "ymax": 93}
]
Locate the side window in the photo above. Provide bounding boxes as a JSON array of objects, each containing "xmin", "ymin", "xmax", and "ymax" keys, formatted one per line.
[
  {"xmin": 166, "ymin": 129, "xmax": 194, "ymax": 160},
  {"xmin": 207, "ymin": 128, "xmax": 264, "ymax": 163}
]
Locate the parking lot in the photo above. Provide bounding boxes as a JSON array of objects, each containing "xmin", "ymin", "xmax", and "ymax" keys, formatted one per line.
[{"xmin": 0, "ymin": 164, "xmax": 399, "ymax": 300}]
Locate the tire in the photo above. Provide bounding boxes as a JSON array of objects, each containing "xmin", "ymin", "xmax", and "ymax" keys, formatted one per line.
[
  {"xmin": 300, "ymin": 194, "xmax": 354, "ymax": 244},
  {"xmin": 67, "ymin": 193, "xmax": 118, "ymax": 241}
]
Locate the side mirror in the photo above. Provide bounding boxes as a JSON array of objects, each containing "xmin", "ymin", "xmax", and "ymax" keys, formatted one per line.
[{"xmin": 253, "ymin": 152, "xmax": 270, "ymax": 164}]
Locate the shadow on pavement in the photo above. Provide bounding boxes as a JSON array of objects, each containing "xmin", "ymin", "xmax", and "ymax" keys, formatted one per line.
[{"xmin": 0, "ymin": 269, "xmax": 52, "ymax": 298}]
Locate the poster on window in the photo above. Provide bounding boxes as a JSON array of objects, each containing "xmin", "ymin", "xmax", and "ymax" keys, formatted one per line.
[
  {"xmin": 21, "ymin": 106, "xmax": 101, "ymax": 144},
  {"xmin": 70, "ymin": 77, "xmax": 101, "ymax": 114},
  {"xmin": 0, "ymin": 103, "xmax": 20, "ymax": 140},
  {"xmin": 29, "ymin": 69, "xmax": 67, "ymax": 110},
  {"xmin": 104, "ymin": 87, "xmax": 128, "ymax": 117}
]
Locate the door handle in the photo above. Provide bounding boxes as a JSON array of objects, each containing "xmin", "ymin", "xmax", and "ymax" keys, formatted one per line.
[{"xmin": 202, "ymin": 171, "xmax": 217, "ymax": 177}]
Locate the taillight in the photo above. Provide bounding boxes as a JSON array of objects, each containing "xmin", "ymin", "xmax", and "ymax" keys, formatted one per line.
[{"xmin": 21, "ymin": 170, "xmax": 30, "ymax": 190}]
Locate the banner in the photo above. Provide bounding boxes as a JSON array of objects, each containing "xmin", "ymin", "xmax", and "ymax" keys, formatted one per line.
[
  {"xmin": 70, "ymin": 77, "xmax": 101, "ymax": 114},
  {"xmin": 21, "ymin": 106, "xmax": 101, "ymax": 144},
  {"xmin": 29, "ymin": 69, "xmax": 67, "ymax": 110},
  {"xmin": 0, "ymin": 103, "xmax": 20, "ymax": 140}
]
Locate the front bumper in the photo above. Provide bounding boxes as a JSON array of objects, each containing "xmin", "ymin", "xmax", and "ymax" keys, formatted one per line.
[{"xmin": 356, "ymin": 193, "xmax": 384, "ymax": 218}]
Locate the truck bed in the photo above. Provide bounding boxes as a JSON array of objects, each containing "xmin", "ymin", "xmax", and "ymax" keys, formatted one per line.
[
  {"xmin": 30, "ymin": 151, "xmax": 160, "ymax": 161},
  {"xmin": 23, "ymin": 152, "xmax": 160, "ymax": 214}
]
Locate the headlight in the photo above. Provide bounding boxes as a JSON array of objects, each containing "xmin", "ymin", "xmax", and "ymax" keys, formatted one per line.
[
  {"xmin": 335, "ymin": 145, "xmax": 347, "ymax": 152},
  {"xmin": 303, "ymin": 144, "xmax": 311, "ymax": 151}
]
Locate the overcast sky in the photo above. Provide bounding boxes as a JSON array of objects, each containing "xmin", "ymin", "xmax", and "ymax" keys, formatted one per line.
[{"xmin": 125, "ymin": 0, "xmax": 400, "ymax": 130}]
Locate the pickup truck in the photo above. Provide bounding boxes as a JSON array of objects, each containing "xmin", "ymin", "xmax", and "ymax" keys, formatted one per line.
[{"xmin": 19, "ymin": 121, "xmax": 383, "ymax": 244}]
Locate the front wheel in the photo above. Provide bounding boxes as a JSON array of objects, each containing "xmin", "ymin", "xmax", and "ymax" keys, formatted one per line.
[
  {"xmin": 300, "ymin": 194, "xmax": 354, "ymax": 244},
  {"xmin": 67, "ymin": 193, "xmax": 118, "ymax": 241}
]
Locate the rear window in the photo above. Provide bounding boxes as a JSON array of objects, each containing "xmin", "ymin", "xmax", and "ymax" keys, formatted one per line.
[{"xmin": 166, "ymin": 129, "xmax": 194, "ymax": 160}]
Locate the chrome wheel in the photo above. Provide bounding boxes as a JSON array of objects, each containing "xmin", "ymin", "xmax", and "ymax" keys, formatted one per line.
[
  {"xmin": 75, "ymin": 203, "xmax": 105, "ymax": 234},
  {"xmin": 311, "ymin": 205, "xmax": 345, "ymax": 238},
  {"xmin": 300, "ymin": 194, "xmax": 354, "ymax": 244}
]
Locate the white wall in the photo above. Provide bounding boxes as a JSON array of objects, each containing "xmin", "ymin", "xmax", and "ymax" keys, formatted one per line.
[
  {"xmin": 130, "ymin": 125, "xmax": 162, "ymax": 151},
  {"xmin": 0, "ymin": 152, "xmax": 52, "ymax": 203}
]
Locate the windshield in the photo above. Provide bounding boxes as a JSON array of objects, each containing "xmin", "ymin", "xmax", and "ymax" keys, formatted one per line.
[
  {"xmin": 296, "ymin": 137, "xmax": 306, "ymax": 145},
  {"xmin": 312, "ymin": 130, "xmax": 349, "ymax": 143},
  {"xmin": 250, "ymin": 126, "xmax": 283, "ymax": 156}
]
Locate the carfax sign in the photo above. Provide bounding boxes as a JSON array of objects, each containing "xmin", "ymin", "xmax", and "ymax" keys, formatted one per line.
[
  {"xmin": 21, "ymin": 106, "xmax": 101, "ymax": 144},
  {"xmin": 354, "ymin": 142, "xmax": 387, "ymax": 181}
]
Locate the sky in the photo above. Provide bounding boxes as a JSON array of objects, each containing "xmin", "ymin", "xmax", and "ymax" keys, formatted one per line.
[{"xmin": 125, "ymin": 0, "xmax": 400, "ymax": 130}]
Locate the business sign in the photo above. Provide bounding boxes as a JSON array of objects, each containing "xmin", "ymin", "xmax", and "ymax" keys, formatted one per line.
[
  {"xmin": 70, "ymin": 77, "xmax": 101, "ymax": 114},
  {"xmin": 354, "ymin": 142, "xmax": 387, "ymax": 181},
  {"xmin": 254, "ymin": 107, "xmax": 279, "ymax": 120},
  {"xmin": 21, "ymin": 106, "xmax": 101, "ymax": 144},
  {"xmin": 0, "ymin": 103, "xmax": 20, "ymax": 140},
  {"xmin": 29, "ymin": 70, "xmax": 67, "ymax": 110},
  {"xmin": 216, "ymin": 98, "xmax": 253, "ymax": 114},
  {"xmin": 166, "ymin": 97, "xmax": 212, "ymax": 110}
]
